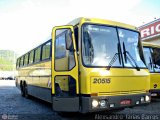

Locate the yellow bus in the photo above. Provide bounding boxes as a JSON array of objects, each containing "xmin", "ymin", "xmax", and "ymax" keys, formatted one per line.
[
  {"xmin": 142, "ymin": 42, "xmax": 160, "ymax": 97},
  {"xmin": 16, "ymin": 17, "xmax": 150, "ymax": 113}
]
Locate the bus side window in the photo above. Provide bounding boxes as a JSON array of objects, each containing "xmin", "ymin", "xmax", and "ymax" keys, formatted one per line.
[
  {"xmin": 74, "ymin": 27, "xmax": 78, "ymax": 51},
  {"xmin": 29, "ymin": 50, "xmax": 34, "ymax": 64},
  {"xmin": 35, "ymin": 46, "xmax": 41, "ymax": 63},
  {"xmin": 42, "ymin": 41, "xmax": 51, "ymax": 60},
  {"xmin": 20, "ymin": 56, "xmax": 24, "ymax": 67},
  {"xmin": 24, "ymin": 54, "xmax": 29, "ymax": 66},
  {"xmin": 16, "ymin": 58, "xmax": 20, "ymax": 68}
]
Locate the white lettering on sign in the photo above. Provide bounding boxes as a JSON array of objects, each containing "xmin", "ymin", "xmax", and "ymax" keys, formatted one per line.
[
  {"xmin": 156, "ymin": 24, "xmax": 160, "ymax": 32},
  {"xmin": 151, "ymin": 26, "xmax": 154, "ymax": 34},
  {"xmin": 141, "ymin": 29, "xmax": 150, "ymax": 37},
  {"xmin": 140, "ymin": 21, "xmax": 160, "ymax": 38}
]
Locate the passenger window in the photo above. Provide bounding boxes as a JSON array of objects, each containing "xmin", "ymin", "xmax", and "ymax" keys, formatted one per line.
[
  {"xmin": 42, "ymin": 42, "xmax": 51, "ymax": 60},
  {"xmin": 16, "ymin": 59, "xmax": 20, "ymax": 68},
  {"xmin": 20, "ymin": 56, "xmax": 24, "ymax": 67},
  {"xmin": 29, "ymin": 51, "xmax": 34, "ymax": 64},
  {"xmin": 24, "ymin": 54, "xmax": 29, "ymax": 66},
  {"xmin": 35, "ymin": 47, "xmax": 41, "ymax": 62}
]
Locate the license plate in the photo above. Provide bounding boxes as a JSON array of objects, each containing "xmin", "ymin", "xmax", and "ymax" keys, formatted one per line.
[{"xmin": 120, "ymin": 100, "xmax": 131, "ymax": 105}]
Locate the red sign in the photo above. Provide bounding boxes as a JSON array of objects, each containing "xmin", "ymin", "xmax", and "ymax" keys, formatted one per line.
[{"xmin": 139, "ymin": 20, "xmax": 160, "ymax": 39}]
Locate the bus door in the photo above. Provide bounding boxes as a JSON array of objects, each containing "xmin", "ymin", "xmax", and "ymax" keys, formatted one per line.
[{"xmin": 52, "ymin": 26, "xmax": 79, "ymax": 112}]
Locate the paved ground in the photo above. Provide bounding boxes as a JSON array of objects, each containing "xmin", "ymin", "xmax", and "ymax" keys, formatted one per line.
[{"xmin": 0, "ymin": 80, "xmax": 160, "ymax": 120}]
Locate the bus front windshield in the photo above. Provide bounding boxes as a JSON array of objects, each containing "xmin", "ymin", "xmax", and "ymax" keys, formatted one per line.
[
  {"xmin": 143, "ymin": 47, "xmax": 160, "ymax": 72},
  {"xmin": 82, "ymin": 24, "xmax": 146, "ymax": 68}
]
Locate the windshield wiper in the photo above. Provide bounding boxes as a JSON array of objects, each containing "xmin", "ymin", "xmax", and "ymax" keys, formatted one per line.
[
  {"xmin": 149, "ymin": 57, "xmax": 153, "ymax": 70},
  {"xmin": 123, "ymin": 42, "xmax": 140, "ymax": 71},
  {"xmin": 107, "ymin": 43, "xmax": 121, "ymax": 70}
]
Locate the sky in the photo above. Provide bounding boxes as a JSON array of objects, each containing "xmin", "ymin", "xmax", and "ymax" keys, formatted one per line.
[{"xmin": 0, "ymin": 0, "xmax": 160, "ymax": 56}]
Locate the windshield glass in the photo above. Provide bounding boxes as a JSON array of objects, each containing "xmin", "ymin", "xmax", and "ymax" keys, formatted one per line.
[
  {"xmin": 118, "ymin": 28, "xmax": 146, "ymax": 68},
  {"xmin": 82, "ymin": 24, "xmax": 122, "ymax": 67},
  {"xmin": 152, "ymin": 48, "xmax": 160, "ymax": 72},
  {"xmin": 143, "ymin": 47, "xmax": 154, "ymax": 72},
  {"xmin": 143, "ymin": 47, "xmax": 160, "ymax": 72},
  {"xmin": 82, "ymin": 24, "xmax": 146, "ymax": 68}
]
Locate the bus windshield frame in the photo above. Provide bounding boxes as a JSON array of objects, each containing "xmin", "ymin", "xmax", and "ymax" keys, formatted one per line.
[{"xmin": 81, "ymin": 23, "xmax": 146, "ymax": 68}]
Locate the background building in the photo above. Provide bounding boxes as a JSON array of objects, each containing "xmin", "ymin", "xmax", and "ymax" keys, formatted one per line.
[
  {"xmin": 0, "ymin": 50, "xmax": 17, "ymax": 71},
  {"xmin": 139, "ymin": 18, "xmax": 160, "ymax": 44},
  {"xmin": 0, "ymin": 50, "xmax": 18, "ymax": 79}
]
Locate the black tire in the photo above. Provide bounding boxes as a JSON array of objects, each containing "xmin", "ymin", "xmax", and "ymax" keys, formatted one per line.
[
  {"xmin": 24, "ymin": 83, "xmax": 29, "ymax": 98},
  {"xmin": 20, "ymin": 82, "xmax": 25, "ymax": 97}
]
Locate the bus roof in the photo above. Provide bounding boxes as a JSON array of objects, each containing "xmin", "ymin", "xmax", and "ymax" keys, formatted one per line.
[
  {"xmin": 142, "ymin": 42, "xmax": 160, "ymax": 48},
  {"xmin": 68, "ymin": 17, "xmax": 138, "ymax": 31}
]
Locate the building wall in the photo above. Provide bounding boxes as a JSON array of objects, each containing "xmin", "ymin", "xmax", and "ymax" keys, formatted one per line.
[
  {"xmin": 144, "ymin": 36, "xmax": 160, "ymax": 44},
  {"xmin": 138, "ymin": 18, "xmax": 160, "ymax": 44}
]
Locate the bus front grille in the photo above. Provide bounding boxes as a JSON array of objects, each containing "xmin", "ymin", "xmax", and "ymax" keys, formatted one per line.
[{"xmin": 98, "ymin": 90, "xmax": 146, "ymax": 96}]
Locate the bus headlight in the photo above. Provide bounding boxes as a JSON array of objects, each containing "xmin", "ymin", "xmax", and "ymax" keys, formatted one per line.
[
  {"xmin": 99, "ymin": 100, "xmax": 106, "ymax": 108},
  {"xmin": 141, "ymin": 97, "xmax": 145, "ymax": 102},
  {"xmin": 145, "ymin": 95, "xmax": 150, "ymax": 102},
  {"xmin": 92, "ymin": 99, "xmax": 99, "ymax": 108}
]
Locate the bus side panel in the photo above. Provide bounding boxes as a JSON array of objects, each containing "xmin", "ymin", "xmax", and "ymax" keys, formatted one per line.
[
  {"xmin": 29, "ymin": 61, "xmax": 52, "ymax": 102},
  {"xmin": 17, "ymin": 60, "xmax": 52, "ymax": 103},
  {"xmin": 27, "ymin": 85, "xmax": 52, "ymax": 103},
  {"xmin": 150, "ymin": 73, "xmax": 160, "ymax": 95}
]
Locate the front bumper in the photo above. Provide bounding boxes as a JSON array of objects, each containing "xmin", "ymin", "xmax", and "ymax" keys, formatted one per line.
[{"xmin": 81, "ymin": 93, "xmax": 150, "ymax": 113}]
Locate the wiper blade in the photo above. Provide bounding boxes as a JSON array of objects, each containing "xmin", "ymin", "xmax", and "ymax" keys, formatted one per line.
[
  {"xmin": 123, "ymin": 42, "xmax": 140, "ymax": 71},
  {"xmin": 126, "ymin": 51, "xmax": 140, "ymax": 71},
  {"xmin": 107, "ymin": 43, "xmax": 121, "ymax": 70},
  {"xmin": 106, "ymin": 53, "xmax": 119, "ymax": 70},
  {"xmin": 149, "ymin": 57, "xmax": 153, "ymax": 70}
]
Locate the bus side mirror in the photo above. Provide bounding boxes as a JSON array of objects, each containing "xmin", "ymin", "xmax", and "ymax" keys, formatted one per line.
[{"xmin": 66, "ymin": 29, "xmax": 74, "ymax": 51}]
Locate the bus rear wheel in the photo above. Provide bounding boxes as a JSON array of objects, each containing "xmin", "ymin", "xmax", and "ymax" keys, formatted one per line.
[
  {"xmin": 24, "ymin": 82, "xmax": 29, "ymax": 98},
  {"xmin": 20, "ymin": 82, "xmax": 25, "ymax": 97}
]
